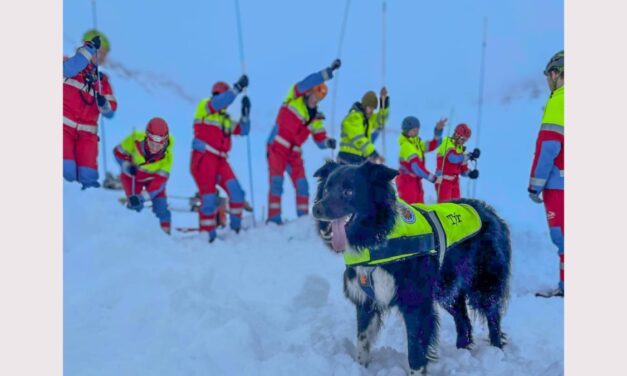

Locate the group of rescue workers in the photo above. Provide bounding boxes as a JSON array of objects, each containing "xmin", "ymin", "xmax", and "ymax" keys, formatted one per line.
[{"xmin": 62, "ymin": 30, "xmax": 564, "ymax": 296}]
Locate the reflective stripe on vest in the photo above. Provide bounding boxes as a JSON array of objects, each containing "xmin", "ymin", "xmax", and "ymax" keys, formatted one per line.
[
  {"xmin": 194, "ymin": 118, "xmax": 225, "ymax": 130},
  {"xmin": 200, "ymin": 219, "xmax": 216, "ymax": 227},
  {"xmin": 273, "ymin": 135, "xmax": 302, "ymax": 153},
  {"xmin": 283, "ymin": 102, "xmax": 308, "ymax": 123},
  {"xmin": 540, "ymin": 123, "xmax": 564, "ymax": 134},
  {"xmin": 203, "ymin": 143, "xmax": 228, "ymax": 158},
  {"xmin": 63, "ymin": 78, "xmax": 93, "ymax": 95},
  {"xmin": 63, "ymin": 116, "xmax": 97, "ymax": 134}
]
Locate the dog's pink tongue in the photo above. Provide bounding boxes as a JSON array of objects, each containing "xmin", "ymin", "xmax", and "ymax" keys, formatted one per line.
[{"xmin": 331, "ymin": 217, "xmax": 348, "ymax": 252}]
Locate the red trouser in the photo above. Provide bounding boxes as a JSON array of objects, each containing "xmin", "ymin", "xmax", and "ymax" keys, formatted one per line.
[
  {"xmin": 543, "ymin": 188, "xmax": 565, "ymax": 288},
  {"xmin": 120, "ymin": 173, "xmax": 171, "ymax": 230},
  {"xmin": 435, "ymin": 177, "xmax": 461, "ymax": 203},
  {"xmin": 396, "ymin": 173, "xmax": 426, "ymax": 204},
  {"xmin": 63, "ymin": 125, "xmax": 99, "ymax": 186},
  {"xmin": 267, "ymin": 144, "xmax": 308, "ymax": 222},
  {"xmin": 190, "ymin": 150, "xmax": 245, "ymax": 232}
]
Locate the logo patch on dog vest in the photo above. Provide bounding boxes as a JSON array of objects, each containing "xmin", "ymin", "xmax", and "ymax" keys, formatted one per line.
[{"xmin": 398, "ymin": 202, "xmax": 416, "ymax": 224}]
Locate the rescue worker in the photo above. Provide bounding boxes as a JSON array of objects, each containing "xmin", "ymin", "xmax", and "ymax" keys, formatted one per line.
[
  {"xmin": 337, "ymin": 88, "xmax": 389, "ymax": 165},
  {"xmin": 435, "ymin": 123, "xmax": 480, "ymax": 202},
  {"xmin": 528, "ymin": 50, "xmax": 564, "ymax": 298},
  {"xmin": 63, "ymin": 30, "xmax": 117, "ymax": 189},
  {"xmin": 266, "ymin": 59, "xmax": 340, "ymax": 224},
  {"xmin": 114, "ymin": 117, "xmax": 173, "ymax": 234},
  {"xmin": 396, "ymin": 116, "xmax": 447, "ymax": 204},
  {"xmin": 191, "ymin": 75, "xmax": 250, "ymax": 243}
]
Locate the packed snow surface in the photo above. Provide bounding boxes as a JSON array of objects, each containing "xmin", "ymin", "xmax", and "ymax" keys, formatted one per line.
[{"xmin": 64, "ymin": 183, "xmax": 563, "ymax": 375}]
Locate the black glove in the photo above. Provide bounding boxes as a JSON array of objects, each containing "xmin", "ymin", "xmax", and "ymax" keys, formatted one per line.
[
  {"xmin": 469, "ymin": 148, "xmax": 481, "ymax": 161},
  {"xmin": 380, "ymin": 96, "xmax": 390, "ymax": 109},
  {"xmin": 325, "ymin": 138, "xmax": 337, "ymax": 150},
  {"xmin": 468, "ymin": 169, "xmax": 479, "ymax": 179},
  {"xmin": 528, "ymin": 188, "xmax": 543, "ymax": 204},
  {"xmin": 233, "ymin": 74, "xmax": 249, "ymax": 92},
  {"xmin": 127, "ymin": 194, "xmax": 144, "ymax": 211},
  {"xmin": 85, "ymin": 35, "xmax": 101, "ymax": 50},
  {"xmin": 96, "ymin": 93, "xmax": 107, "ymax": 107},
  {"xmin": 329, "ymin": 58, "xmax": 341, "ymax": 71},
  {"xmin": 241, "ymin": 95, "xmax": 251, "ymax": 117},
  {"xmin": 128, "ymin": 164, "xmax": 137, "ymax": 176}
]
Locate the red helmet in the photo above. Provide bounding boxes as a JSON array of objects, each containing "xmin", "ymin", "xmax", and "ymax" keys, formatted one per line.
[
  {"xmin": 453, "ymin": 123, "xmax": 471, "ymax": 139},
  {"xmin": 146, "ymin": 117, "xmax": 169, "ymax": 144},
  {"xmin": 212, "ymin": 81, "xmax": 230, "ymax": 95}
]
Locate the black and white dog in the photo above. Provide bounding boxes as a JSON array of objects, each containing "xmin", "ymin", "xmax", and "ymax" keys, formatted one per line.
[{"xmin": 312, "ymin": 161, "xmax": 511, "ymax": 375}]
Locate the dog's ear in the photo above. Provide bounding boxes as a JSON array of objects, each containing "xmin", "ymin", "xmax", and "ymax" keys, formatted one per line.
[
  {"xmin": 359, "ymin": 161, "xmax": 399, "ymax": 183},
  {"xmin": 313, "ymin": 160, "xmax": 340, "ymax": 180}
]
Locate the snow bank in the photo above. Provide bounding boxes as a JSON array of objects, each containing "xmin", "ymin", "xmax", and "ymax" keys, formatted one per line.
[{"xmin": 64, "ymin": 183, "xmax": 562, "ymax": 375}]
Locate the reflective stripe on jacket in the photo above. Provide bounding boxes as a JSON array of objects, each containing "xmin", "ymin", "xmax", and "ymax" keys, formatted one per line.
[
  {"xmin": 63, "ymin": 55, "xmax": 117, "ymax": 128},
  {"xmin": 529, "ymin": 86, "xmax": 564, "ymax": 191},
  {"xmin": 339, "ymin": 103, "xmax": 389, "ymax": 157}
]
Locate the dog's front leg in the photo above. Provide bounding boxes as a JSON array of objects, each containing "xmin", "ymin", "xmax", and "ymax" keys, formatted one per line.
[
  {"xmin": 400, "ymin": 303, "xmax": 438, "ymax": 375},
  {"xmin": 355, "ymin": 301, "xmax": 381, "ymax": 368}
]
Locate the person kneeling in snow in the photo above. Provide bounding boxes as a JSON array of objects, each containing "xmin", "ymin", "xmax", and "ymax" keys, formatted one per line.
[{"xmin": 114, "ymin": 117, "xmax": 174, "ymax": 234}]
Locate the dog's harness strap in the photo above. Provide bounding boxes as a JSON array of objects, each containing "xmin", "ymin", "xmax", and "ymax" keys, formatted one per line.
[{"xmin": 415, "ymin": 207, "xmax": 447, "ymax": 265}]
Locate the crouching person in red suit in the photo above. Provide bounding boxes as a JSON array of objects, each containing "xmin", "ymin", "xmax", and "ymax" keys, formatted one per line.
[{"xmin": 114, "ymin": 118, "xmax": 174, "ymax": 234}]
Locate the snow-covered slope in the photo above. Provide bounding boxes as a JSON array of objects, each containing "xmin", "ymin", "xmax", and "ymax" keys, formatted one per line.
[{"xmin": 64, "ymin": 183, "xmax": 563, "ymax": 375}]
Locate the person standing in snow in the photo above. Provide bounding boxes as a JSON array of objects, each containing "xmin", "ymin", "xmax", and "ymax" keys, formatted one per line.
[
  {"xmin": 191, "ymin": 76, "xmax": 250, "ymax": 243},
  {"xmin": 63, "ymin": 30, "xmax": 117, "ymax": 189},
  {"xmin": 528, "ymin": 51, "xmax": 565, "ymax": 298},
  {"xmin": 336, "ymin": 88, "xmax": 389, "ymax": 165},
  {"xmin": 114, "ymin": 117, "xmax": 173, "ymax": 234},
  {"xmin": 435, "ymin": 123, "xmax": 480, "ymax": 202},
  {"xmin": 266, "ymin": 60, "xmax": 340, "ymax": 224},
  {"xmin": 396, "ymin": 116, "xmax": 446, "ymax": 204}
]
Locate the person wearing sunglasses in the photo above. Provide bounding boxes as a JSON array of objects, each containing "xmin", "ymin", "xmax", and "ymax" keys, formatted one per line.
[
  {"xmin": 63, "ymin": 30, "xmax": 117, "ymax": 189},
  {"xmin": 190, "ymin": 75, "xmax": 250, "ymax": 243},
  {"xmin": 435, "ymin": 123, "xmax": 480, "ymax": 203},
  {"xmin": 528, "ymin": 50, "xmax": 564, "ymax": 298},
  {"xmin": 113, "ymin": 117, "xmax": 173, "ymax": 234}
]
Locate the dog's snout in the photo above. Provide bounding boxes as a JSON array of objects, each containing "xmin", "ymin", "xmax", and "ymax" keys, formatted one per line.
[{"xmin": 312, "ymin": 203, "xmax": 324, "ymax": 219}]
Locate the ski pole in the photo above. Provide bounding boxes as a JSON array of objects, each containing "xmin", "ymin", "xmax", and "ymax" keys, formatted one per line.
[
  {"xmin": 234, "ymin": 0, "xmax": 256, "ymax": 227},
  {"xmin": 91, "ymin": 0, "xmax": 108, "ymax": 183},
  {"xmin": 329, "ymin": 0, "xmax": 352, "ymax": 160},
  {"xmin": 436, "ymin": 107, "xmax": 455, "ymax": 201},
  {"xmin": 380, "ymin": 0, "xmax": 387, "ymax": 160},
  {"xmin": 469, "ymin": 17, "xmax": 488, "ymax": 198}
]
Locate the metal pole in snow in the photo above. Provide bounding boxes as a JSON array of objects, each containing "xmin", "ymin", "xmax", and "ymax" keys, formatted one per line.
[
  {"xmin": 234, "ymin": 0, "xmax": 256, "ymax": 227},
  {"xmin": 381, "ymin": 0, "xmax": 387, "ymax": 159},
  {"xmin": 91, "ymin": 0, "xmax": 108, "ymax": 182},
  {"xmin": 470, "ymin": 18, "xmax": 488, "ymax": 198},
  {"xmin": 329, "ymin": 0, "xmax": 352, "ymax": 159}
]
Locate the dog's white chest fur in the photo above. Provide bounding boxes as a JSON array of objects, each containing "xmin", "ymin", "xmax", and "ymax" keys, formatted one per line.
[{"xmin": 346, "ymin": 265, "xmax": 397, "ymax": 308}]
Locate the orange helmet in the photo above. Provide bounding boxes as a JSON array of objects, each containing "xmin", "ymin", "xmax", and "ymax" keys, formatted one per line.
[{"xmin": 312, "ymin": 83, "xmax": 328, "ymax": 100}]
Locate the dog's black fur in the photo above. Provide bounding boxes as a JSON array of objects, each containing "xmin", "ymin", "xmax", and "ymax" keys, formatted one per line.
[{"xmin": 312, "ymin": 161, "xmax": 511, "ymax": 374}]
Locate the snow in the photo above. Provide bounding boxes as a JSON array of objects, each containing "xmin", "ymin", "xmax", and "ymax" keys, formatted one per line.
[{"xmin": 64, "ymin": 183, "xmax": 563, "ymax": 375}]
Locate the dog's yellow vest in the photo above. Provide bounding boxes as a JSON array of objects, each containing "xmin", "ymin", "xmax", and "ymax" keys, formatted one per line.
[{"xmin": 343, "ymin": 199, "xmax": 482, "ymax": 267}]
